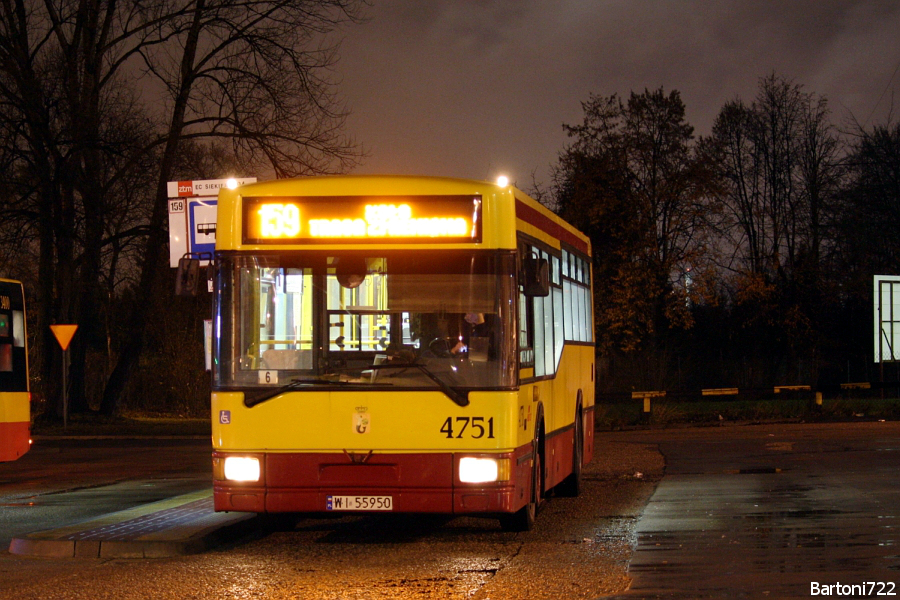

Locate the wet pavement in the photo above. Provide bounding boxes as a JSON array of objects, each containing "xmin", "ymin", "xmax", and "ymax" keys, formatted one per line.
[
  {"xmin": 0, "ymin": 438, "xmax": 212, "ymax": 552},
  {"xmin": 9, "ymin": 490, "xmax": 254, "ymax": 558},
  {"xmin": 610, "ymin": 421, "xmax": 900, "ymax": 599},
  {"xmin": 2, "ymin": 423, "xmax": 898, "ymax": 598},
  {"xmin": 0, "ymin": 436, "xmax": 663, "ymax": 599}
]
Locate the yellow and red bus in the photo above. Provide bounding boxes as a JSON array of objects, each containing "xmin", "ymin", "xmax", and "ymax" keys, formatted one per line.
[
  {"xmin": 0, "ymin": 278, "xmax": 30, "ymax": 461},
  {"xmin": 206, "ymin": 175, "xmax": 594, "ymax": 530}
]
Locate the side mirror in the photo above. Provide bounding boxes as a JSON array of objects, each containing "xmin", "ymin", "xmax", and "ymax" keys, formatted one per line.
[
  {"xmin": 175, "ymin": 252, "xmax": 213, "ymax": 296},
  {"xmin": 176, "ymin": 256, "xmax": 200, "ymax": 296},
  {"xmin": 523, "ymin": 255, "xmax": 550, "ymax": 297}
]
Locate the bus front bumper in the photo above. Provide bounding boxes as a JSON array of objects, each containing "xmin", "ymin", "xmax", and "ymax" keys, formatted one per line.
[{"xmin": 212, "ymin": 448, "xmax": 532, "ymax": 515}]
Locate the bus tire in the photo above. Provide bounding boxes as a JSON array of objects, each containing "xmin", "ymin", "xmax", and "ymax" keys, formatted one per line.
[
  {"xmin": 500, "ymin": 449, "xmax": 541, "ymax": 532},
  {"xmin": 557, "ymin": 403, "xmax": 584, "ymax": 497},
  {"xmin": 500, "ymin": 418, "xmax": 544, "ymax": 532}
]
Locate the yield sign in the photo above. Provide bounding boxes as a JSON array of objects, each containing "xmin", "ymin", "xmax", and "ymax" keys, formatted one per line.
[{"xmin": 50, "ymin": 324, "xmax": 78, "ymax": 351}]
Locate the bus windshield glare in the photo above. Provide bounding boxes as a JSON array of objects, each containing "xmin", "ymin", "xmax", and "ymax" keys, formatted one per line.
[{"xmin": 214, "ymin": 251, "xmax": 517, "ymax": 391}]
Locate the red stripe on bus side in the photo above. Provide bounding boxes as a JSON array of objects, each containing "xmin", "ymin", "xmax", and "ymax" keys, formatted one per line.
[
  {"xmin": 515, "ymin": 200, "xmax": 589, "ymax": 255},
  {"xmin": 0, "ymin": 421, "xmax": 30, "ymax": 462}
]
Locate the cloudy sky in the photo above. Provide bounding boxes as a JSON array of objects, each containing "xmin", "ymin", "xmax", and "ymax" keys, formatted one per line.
[{"xmin": 334, "ymin": 0, "xmax": 900, "ymax": 187}]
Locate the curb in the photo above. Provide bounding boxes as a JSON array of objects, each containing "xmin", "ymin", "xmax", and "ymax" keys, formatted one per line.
[{"xmin": 9, "ymin": 489, "xmax": 257, "ymax": 558}]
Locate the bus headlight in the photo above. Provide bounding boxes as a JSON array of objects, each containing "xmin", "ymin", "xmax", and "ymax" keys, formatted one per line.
[
  {"xmin": 223, "ymin": 456, "xmax": 260, "ymax": 482},
  {"xmin": 459, "ymin": 457, "xmax": 509, "ymax": 483}
]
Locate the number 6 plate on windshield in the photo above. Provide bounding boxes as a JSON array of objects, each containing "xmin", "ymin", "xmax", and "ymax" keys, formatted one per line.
[{"xmin": 327, "ymin": 495, "xmax": 393, "ymax": 511}]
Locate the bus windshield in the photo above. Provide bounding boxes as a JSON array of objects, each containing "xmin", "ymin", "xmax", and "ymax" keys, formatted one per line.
[{"xmin": 214, "ymin": 251, "xmax": 517, "ymax": 392}]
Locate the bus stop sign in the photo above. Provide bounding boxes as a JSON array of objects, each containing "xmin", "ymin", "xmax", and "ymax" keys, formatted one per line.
[{"xmin": 167, "ymin": 177, "xmax": 256, "ymax": 267}]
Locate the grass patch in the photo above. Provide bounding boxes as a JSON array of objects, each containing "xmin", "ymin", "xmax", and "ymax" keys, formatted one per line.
[{"xmin": 595, "ymin": 395, "xmax": 900, "ymax": 429}]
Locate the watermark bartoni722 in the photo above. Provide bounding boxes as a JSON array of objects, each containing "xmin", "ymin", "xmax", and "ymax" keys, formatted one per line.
[{"xmin": 810, "ymin": 581, "xmax": 896, "ymax": 596}]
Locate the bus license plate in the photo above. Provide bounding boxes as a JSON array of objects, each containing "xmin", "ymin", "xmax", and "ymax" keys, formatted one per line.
[{"xmin": 327, "ymin": 495, "xmax": 393, "ymax": 511}]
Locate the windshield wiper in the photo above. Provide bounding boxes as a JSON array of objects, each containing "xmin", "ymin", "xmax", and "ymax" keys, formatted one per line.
[
  {"xmin": 244, "ymin": 363, "xmax": 470, "ymax": 409},
  {"xmin": 371, "ymin": 362, "xmax": 470, "ymax": 407},
  {"xmin": 244, "ymin": 378, "xmax": 354, "ymax": 408}
]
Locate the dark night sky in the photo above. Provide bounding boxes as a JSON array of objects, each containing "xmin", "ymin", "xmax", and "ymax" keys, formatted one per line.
[{"xmin": 335, "ymin": 0, "xmax": 900, "ymax": 187}]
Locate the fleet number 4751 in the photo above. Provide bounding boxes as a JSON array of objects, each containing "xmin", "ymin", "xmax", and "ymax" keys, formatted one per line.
[{"xmin": 440, "ymin": 417, "xmax": 495, "ymax": 439}]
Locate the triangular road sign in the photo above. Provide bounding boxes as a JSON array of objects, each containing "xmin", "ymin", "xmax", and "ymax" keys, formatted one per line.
[{"xmin": 50, "ymin": 324, "xmax": 78, "ymax": 351}]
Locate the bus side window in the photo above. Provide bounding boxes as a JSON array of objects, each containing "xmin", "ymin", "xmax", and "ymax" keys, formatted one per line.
[
  {"xmin": 518, "ymin": 290, "xmax": 533, "ymax": 367},
  {"xmin": 12, "ymin": 311, "xmax": 24, "ymax": 347}
]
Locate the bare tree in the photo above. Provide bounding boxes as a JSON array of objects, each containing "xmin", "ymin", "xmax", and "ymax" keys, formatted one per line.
[
  {"xmin": 0, "ymin": 0, "xmax": 365, "ymax": 418},
  {"xmin": 837, "ymin": 121, "xmax": 900, "ymax": 282},
  {"xmin": 796, "ymin": 94, "xmax": 843, "ymax": 286},
  {"xmin": 710, "ymin": 73, "xmax": 840, "ymax": 284},
  {"xmin": 707, "ymin": 73, "xmax": 843, "ymax": 384},
  {"xmin": 101, "ymin": 0, "xmax": 366, "ymax": 415},
  {"xmin": 553, "ymin": 88, "xmax": 716, "ymax": 360}
]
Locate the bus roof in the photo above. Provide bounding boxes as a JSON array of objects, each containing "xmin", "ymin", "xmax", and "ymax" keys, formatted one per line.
[{"xmin": 217, "ymin": 174, "xmax": 590, "ymax": 255}]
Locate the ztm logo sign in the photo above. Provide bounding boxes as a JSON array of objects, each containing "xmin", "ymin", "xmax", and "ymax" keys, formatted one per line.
[{"xmin": 177, "ymin": 181, "xmax": 194, "ymax": 196}]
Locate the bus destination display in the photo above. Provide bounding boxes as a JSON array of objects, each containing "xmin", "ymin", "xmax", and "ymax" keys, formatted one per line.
[{"xmin": 242, "ymin": 195, "xmax": 482, "ymax": 244}]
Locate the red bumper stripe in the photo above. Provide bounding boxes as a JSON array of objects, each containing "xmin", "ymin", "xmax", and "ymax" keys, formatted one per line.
[{"xmin": 213, "ymin": 447, "xmax": 532, "ymax": 515}]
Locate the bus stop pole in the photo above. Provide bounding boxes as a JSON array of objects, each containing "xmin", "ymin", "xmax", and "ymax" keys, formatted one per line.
[
  {"xmin": 50, "ymin": 325, "xmax": 78, "ymax": 430},
  {"xmin": 62, "ymin": 348, "xmax": 68, "ymax": 430}
]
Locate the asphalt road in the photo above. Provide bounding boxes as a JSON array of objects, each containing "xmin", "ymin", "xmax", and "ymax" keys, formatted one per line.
[
  {"xmin": 0, "ymin": 434, "xmax": 662, "ymax": 599},
  {"xmin": 612, "ymin": 421, "xmax": 900, "ymax": 599},
  {"xmin": 1, "ymin": 422, "xmax": 897, "ymax": 599},
  {"xmin": 0, "ymin": 438, "xmax": 212, "ymax": 552}
]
